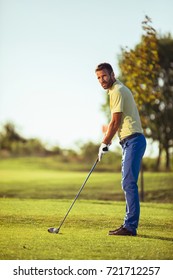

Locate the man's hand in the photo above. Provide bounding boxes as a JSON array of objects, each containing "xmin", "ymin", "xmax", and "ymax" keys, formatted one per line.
[{"xmin": 98, "ymin": 143, "xmax": 109, "ymax": 161}]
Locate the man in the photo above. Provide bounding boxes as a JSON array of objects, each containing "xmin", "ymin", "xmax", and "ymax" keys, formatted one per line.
[{"xmin": 95, "ymin": 63, "xmax": 146, "ymax": 236}]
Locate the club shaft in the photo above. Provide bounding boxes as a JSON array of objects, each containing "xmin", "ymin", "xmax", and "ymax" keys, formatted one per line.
[{"xmin": 58, "ymin": 158, "xmax": 98, "ymax": 232}]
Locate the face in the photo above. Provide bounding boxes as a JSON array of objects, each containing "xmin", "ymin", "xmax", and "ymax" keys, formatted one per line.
[{"xmin": 96, "ymin": 69, "xmax": 115, "ymax": 89}]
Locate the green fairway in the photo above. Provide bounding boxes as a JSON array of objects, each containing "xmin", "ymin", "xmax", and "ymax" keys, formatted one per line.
[
  {"xmin": 0, "ymin": 157, "xmax": 173, "ymax": 260},
  {"xmin": 0, "ymin": 157, "xmax": 173, "ymax": 202},
  {"xmin": 0, "ymin": 198, "xmax": 173, "ymax": 260}
]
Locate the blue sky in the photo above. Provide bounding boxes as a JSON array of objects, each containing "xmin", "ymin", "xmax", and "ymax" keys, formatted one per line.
[{"xmin": 0, "ymin": 0, "xmax": 173, "ymax": 155}]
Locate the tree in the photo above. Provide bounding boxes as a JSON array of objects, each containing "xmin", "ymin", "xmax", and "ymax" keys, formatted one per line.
[
  {"xmin": 145, "ymin": 35, "xmax": 173, "ymax": 170},
  {"xmin": 0, "ymin": 122, "xmax": 48, "ymax": 156},
  {"xmin": 117, "ymin": 16, "xmax": 173, "ymax": 170},
  {"xmin": 102, "ymin": 16, "xmax": 161, "ymax": 125},
  {"xmin": 79, "ymin": 141, "xmax": 100, "ymax": 162},
  {"xmin": 127, "ymin": 34, "xmax": 173, "ymax": 171},
  {"xmin": 118, "ymin": 16, "xmax": 161, "ymax": 124},
  {"xmin": 0, "ymin": 122, "xmax": 26, "ymax": 151}
]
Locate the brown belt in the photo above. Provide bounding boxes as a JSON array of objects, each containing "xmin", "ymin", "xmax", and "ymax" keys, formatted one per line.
[{"xmin": 120, "ymin": 133, "xmax": 142, "ymax": 145}]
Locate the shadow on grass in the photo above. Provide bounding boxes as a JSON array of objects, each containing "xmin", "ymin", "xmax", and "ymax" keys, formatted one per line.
[{"xmin": 138, "ymin": 234, "xmax": 173, "ymax": 242}]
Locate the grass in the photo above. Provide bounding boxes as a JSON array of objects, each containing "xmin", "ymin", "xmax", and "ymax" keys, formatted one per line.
[
  {"xmin": 0, "ymin": 198, "xmax": 173, "ymax": 260},
  {"xmin": 0, "ymin": 157, "xmax": 173, "ymax": 202},
  {"xmin": 0, "ymin": 157, "xmax": 173, "ymax": 260}
]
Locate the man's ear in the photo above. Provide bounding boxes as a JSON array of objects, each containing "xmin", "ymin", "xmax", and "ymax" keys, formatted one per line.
[{"xmin": 111, "ymin": 72, "xmax": 115, "ymax": 79}]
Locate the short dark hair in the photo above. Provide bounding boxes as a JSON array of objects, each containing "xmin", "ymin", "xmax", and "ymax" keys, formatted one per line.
[{"xmin": 95, "ymin": 63, "xmax": 113, "ymax": 74}]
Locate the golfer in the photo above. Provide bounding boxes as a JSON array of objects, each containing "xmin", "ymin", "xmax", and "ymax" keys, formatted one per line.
[{"xmin": 96, "ymin": 63, "xmax": 146, "ymax": 236}]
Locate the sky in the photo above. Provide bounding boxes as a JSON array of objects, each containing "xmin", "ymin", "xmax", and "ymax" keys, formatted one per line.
[{"xmin": 0, "ymin": 0, "xmax": 173, "ymax": 156}]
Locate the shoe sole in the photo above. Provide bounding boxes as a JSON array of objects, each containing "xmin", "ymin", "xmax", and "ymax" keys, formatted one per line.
[
  {"xmin": 109, "ymin": 226, "xmax": 123, "ymax": 234},
  {"xmin": 108, "ymin": 227, "xmax": 137, "ymax": 236}
]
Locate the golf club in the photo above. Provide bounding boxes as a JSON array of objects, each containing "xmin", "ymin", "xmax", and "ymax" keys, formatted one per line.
[{"xmin": 48, "ymin": 157, "xmax": 99, "ymax": 234}]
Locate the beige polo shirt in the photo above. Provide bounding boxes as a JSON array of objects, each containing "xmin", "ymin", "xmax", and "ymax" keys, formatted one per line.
[{"xmin": 108, "ymin": 80, "xmax": 143, "ymax": 141}]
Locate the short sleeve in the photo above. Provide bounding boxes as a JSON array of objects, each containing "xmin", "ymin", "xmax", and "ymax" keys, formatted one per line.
[{"xmin": 110, "ymin": 90, "xmax": 123, "ymax": 113}]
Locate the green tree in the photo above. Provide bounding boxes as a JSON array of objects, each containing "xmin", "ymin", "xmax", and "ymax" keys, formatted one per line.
[
  {"xmin": 0, "ymin": 122, "xmax": 48, "ymax": 156},
  {"xmin": 118, "ymin": 16, "xmax": 161, "ymax": 123},
  {"xmin": 80, "ymin": 141, "xmax": 100, "ymax": 162},
  {"xmin": 102, "ymin": 16, "xmax": 160, "ymax": 124},
  {"xmin": 117, "ymin": 16, "xmax": 173, "ymax": 170},
  {"xmin": 0, "ymin": 122, "xmax": 26, "ymax": 151},
  {"xmin": 145, "ymin": 35, "xmax": 173, "ymax": 170}
]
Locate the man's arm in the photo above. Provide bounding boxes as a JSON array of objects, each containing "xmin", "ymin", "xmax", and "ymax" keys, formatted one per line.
[{"xmin": 102, "ymin": 112, "xmax": 122, "ymax": 145}]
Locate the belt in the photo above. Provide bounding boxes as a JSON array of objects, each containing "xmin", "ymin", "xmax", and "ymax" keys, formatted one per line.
[{"xmin": 120, "ymin": 133, "xmax": 142, "ymax": 145}]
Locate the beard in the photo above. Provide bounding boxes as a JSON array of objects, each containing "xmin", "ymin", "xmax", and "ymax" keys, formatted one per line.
[{"xmin": 101, "ymin": 77, "xmax": 114, "ymax": 89}]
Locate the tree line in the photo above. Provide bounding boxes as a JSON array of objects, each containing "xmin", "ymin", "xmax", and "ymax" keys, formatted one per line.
[
  {"xmin": 0, "ymin": 122, "xmax": 98, "ymax": 159},
  {"xmin": 0, "ymin": 122, "xmax": 123, "ymax": 169},
  {"xmin": 0, "ymin": 121, "xmax": 171, "ymax": 172}
]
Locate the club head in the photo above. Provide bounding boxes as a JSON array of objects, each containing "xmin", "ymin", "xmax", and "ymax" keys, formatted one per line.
[{"xmin": 48, "ymin": 227, "xmax": 60, "ymax": 234}]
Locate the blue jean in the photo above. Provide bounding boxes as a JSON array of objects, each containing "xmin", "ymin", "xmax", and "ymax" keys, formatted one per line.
[{"xmin": 120, "ymin": 134, "xmax": 146, "ymax": 234}]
